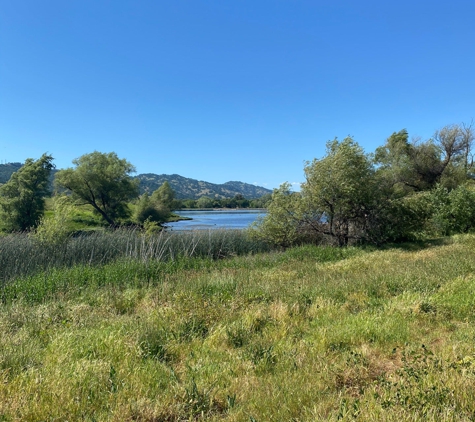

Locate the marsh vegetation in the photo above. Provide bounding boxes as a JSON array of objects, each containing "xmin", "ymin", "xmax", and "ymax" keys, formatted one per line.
[{"xmin": 1, "ymin": 234, "xmax": 475, "ymax": 420}]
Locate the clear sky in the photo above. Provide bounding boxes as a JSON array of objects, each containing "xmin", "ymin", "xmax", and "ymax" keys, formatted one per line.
[{"xmin": 1, "ymin": 1, "xmax": 474, "ymax": 190}]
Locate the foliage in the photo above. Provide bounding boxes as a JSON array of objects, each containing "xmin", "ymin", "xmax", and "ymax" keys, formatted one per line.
[
  {"xmin": 196, "ymin": 196, "xmax": 215, "ymax": 209},
  {"xmin": 0, "ymin": 154, "xmax": 54, "ymax": 231},
  {"xmin": 300, "ymin": 137, "xmax": 378, "ymax": 246},
  {"xmin": 177, "ymin": 194, "xmax": 268, "ymax": 209},
  {"xmin": 249, "ymin": 182, "xmax": 303, "ymax": 247},
  {"xmin": 150, "ymin": 180, "xmax": 179, "ymax": 210},
  {"xmin": 254, "ymin": 123, "xmax": 475, "ymax": 248},
  {"xmin": 55, "ymin": 151, "xmax": 139, "ymax": 225},
  {"xmin": 133, "ymin": 192, "xmax": 170, "ymax": 225},
  {"xmin": 429, "ymin": 184, "xmax": 475, "ymax": 235},
  {"xmin": 31, "ymin": 195, "xmax": 75, "ymax": 245},
  {"xmin": 375, "ymin": 124, "xmax": 474, "ymax": 192},
  {"xmin": 250, "ymin": 193, "xmax": 272, "ymax": 208}
]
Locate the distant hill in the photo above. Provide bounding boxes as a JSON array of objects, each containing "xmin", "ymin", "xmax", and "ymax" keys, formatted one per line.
[
  {"xmin": 137, "ymin": 173, "xmax": 272, "ymax": 199},
  {"xmin": 0, "ymin": 162, "xmax": 22, "ymax": 184},
  {"xmin": 0, "ymin": 163, "xmax": 272, "ymax": 199}
]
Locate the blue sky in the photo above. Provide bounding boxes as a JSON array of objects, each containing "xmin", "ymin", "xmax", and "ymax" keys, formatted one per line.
[{"xmin": 1, "ymin": 1, "xmax": 474, "ymax": 190}]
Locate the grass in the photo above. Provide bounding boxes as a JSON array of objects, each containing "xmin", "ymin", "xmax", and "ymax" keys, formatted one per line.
[
  {"xmin": 0, "ymin": 228, "xmax": 271, "ymax": 286},
  {"xmin": 1, "ymin": 235, "xmax": 475, "ymax": 420}
]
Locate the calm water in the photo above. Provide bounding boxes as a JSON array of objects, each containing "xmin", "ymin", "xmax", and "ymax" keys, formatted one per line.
[{"xmin": 165, "ymin": 209, "xmax": 266, "ymax": 231}]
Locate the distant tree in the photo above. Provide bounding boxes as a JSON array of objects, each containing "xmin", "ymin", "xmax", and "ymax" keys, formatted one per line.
[
  {"xmin": 196, "ymin": 196, "xmax": 214, "ymax": 209},
  {"xmin": 0, "ymin": 154, "xmax": 54, "ymax": 231},
  {"xmin": 133, "ymin": 192, "xmax": 170, "ymax": 225},
  {"xmin": 250, "ymin": 193, "xmax": 272, "ymax": 208},
  {"xmin": 32, "ymin": 194, "xmax": 74, "ymax": 244},
  {"xmin": 182, "ymin": 199, "xmax": 197, "ymax": 209},
  {"xmin": 151, "ymin": 181, "xmax": 178, "ymax": 211},
  {"xmin": 55, "ymin": 151, "xmax": 139, "ymax": 225},
  {"xmin": 234, "ymin": 194, "xmax": 250, "ymax": 208}
]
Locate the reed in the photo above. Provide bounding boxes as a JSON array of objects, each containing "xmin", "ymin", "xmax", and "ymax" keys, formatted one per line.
[{"xmin": 0, "ymin": 228, "xmax": 271, "ymax": 285}]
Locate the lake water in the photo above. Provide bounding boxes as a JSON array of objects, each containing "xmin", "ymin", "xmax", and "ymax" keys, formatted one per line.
[{"xmin": 165, "ymin": 209, "xmax": 267, "ymax": 231}]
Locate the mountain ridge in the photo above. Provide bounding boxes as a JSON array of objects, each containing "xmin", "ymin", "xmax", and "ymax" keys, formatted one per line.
[
  {"xmin": 0, "ymin": 163, "xmax": 272, "ymax": 199},
  {"xmin": 136, "ymin": 173, "xmax": 271, "ymax": 199}
]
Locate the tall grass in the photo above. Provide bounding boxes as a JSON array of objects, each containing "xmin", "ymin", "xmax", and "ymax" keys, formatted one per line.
[
  {"xmin": 3, "ymin": 236, "xmax": 475, "ymax": 419},
  {"xmin": 0, "ymin": 228, "xmax": 271, "ymax": 285}
]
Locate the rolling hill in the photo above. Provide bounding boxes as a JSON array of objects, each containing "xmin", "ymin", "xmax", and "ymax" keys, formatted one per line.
[
  {"xmin": 136, "ymin": 173, "xmax": 272, "ymax": 199},
  {"xmin": 0, "ymin": 163, "xmax": 272, "ymax": 199}
]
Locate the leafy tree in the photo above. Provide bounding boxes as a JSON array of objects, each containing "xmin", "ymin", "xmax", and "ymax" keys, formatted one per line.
[
  {"xmin": 250, "ymin": 193, "xmax": 272, "ymax": 208},
  {"xmin": 55, "ymin": 151, "xmax": 139, "ymax": 225},
  {"xmin": 301, "ymin": 137, "xmax": 378, "ymax": 246},
  {"xmin": 151, "ymin": 181, "xmax": 178, "ymax": 211},
  {"xmin": 249, "ymin": 183, "xmax": 302, "ymax": 247},
  {"xmin": 429, "ymin": 184, "xmax": 475, "ymax": 235},
  {"xmin": 133, "ymin": 192, "xmax": 170, "ymax": 225},
  {"xmin": 182, "ymin": 199, "xmax": 197, "ymax": 209},
  {"xmin": 196, "ymin": 196, "xmax": 214, "ymax": 209},
  {"xmin": 375, "ymin": 124, "xmax": 475, "ymax": 193},
  {"xmin": 0, "ymin": 153, "xmax": 54, "ymax": 231}
]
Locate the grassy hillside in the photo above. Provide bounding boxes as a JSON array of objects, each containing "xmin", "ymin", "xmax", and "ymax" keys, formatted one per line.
[
  {"xmin": 0, "ymin": 162, "xmax": 22, "ymax": 184},
  {"xmin": 137, "ymin": 173, "xmax": 272, "ymax": 199},
  {"xmin": 1, "ymin": 235, "xmax": 475, "ymax": 420}
]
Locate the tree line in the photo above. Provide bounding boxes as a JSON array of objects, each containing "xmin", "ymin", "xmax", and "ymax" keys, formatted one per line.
[
  {"xmin": 0, "ymin": 151, "xmax": 269, "ymax": 234},
  {"xmin": 2, "ymin": 122, "xmax": 474, "ymax": 245},
  {"xmin": 250, "ymin": 122, "xmax": 475, "ymax": 246}
]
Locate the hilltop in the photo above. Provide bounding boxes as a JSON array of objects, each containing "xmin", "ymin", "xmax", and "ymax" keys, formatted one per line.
[
  {"xmin": 137, "ymin": 173, "xmax": 271, "ymax": 199},
  {"xmin": 0, "ymin": 162, "xmax": 22, "ymax": 183},
  {"xmin": 0, "ymin": 163, "xmax": 272, "ymax": 199}
]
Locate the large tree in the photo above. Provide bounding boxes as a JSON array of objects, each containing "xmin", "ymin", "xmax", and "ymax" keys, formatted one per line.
[
  {"xmin": 301, "ymin": 137, "xmax": 378, "ymax": 246},
  {"xmin": 374, "ymin": 124, "xmax": 475, "ymax": 192},
  {"xmin": 251, "ymin": 138, "xmax": 381, "ymax": 247},
  {"xmin": 55, "ymin": 151, "xmax": 139, "ymax": 225},
  {"xmin": 0, "ymin": 153, "xmax": 55, "ymax": 231}
]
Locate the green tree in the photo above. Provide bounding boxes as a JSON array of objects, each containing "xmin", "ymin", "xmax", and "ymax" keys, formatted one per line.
[
  {"xmin": 249, "ymin": 183, "xmax": 302, "ymax": 247},
  {"xmin": 133, "ymin": 192, "xmax": 170, "ymax": 225},
  {"xmin": 0, "ymin": 153, "xmax": 54, "ymax": 231},
  {"xmin": 182, "ymin": 199, "xmax": 197, "ymax": 209},
  {"xmin": 55, "ymin": 151, "xmax": 139, "ymax": 225},
  {"xmin": 196, "ymin": 196, "xmax": 214, "ymax": 209},
  {"xmin": 250, "ymin": 193, "xmax": 272, "ymax": 208},
  {"xmin": 429, "ymin": 184, "xmax": 475, "ymax": 235},
  {"xmin": 375, "ymin": 124, "xmax": 474, "ymax": 193},
  {"xmin": 151, "ymin": 181, "xmax": 178, "ymax": 211},
  {"xmin": 302, "ymin": 137, "xmax": 377, "ymax": 246}
]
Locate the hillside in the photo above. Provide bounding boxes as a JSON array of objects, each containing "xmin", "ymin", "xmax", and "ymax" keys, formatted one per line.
[
  {"xmin": 0, "ymin": 163, "xmax": 272, "ymax": 198},
  {"xmin": 0, "ymin": 162, "xmax": 22, "ymax": 184},
  {"xmin": 136, "ymin": 173, "xmax": 272, "ymax": 199}
]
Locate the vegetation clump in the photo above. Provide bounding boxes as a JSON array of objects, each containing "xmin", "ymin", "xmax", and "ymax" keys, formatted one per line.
[{"xmin": 251, "ymin": 122, "xmax": 475, "ymax": 247}]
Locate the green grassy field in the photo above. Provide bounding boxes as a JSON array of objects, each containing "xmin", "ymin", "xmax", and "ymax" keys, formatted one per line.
[{"xmin": 1, "ymin": 234, "xmax": 475, "ymax": 421}]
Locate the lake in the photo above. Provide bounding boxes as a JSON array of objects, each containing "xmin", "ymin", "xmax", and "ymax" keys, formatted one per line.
[{"xmin": 165, "ymin": 209, "xmax": 267, "ymax": 230}]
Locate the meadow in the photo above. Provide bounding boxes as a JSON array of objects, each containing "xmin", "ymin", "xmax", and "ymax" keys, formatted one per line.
[{"xmin": 1, "ymin": 230, "xmax": 475, "ymax": 421}]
